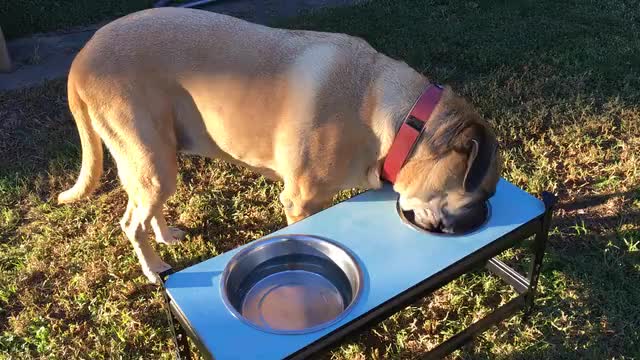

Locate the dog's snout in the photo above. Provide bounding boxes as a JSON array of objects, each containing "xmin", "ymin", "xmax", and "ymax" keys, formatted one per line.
[
  {"xmin": 406, "ymin": 202, "xmax": 488, "ymax": 234},
  {"xmin": 434, "ymin": 218, "xmax": 445, "ymax": 232},
  {"xmin": 412, "ymin": 209, "xmax": 447, "ymax": 233},
  {"xmin": 445, "ymin": 202, "xmax": 488, "ymax": 234}
]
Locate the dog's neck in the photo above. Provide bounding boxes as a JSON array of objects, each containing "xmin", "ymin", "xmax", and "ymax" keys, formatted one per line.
[{"xmin": 365, "ymin": 58, "xmax": 430, "ymax": 188}]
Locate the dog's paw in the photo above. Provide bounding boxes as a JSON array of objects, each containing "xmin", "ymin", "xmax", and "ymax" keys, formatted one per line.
[
  {"xmin": 169, "ymin": 227, "xmax": 187, "ymax": 241},
  {"xmin": 142, "ymin": 261, "xmax": 172, "ymax": 284},
  {"xmin": 156, "ymin": 227, "xmax": 186, "ymax": 245}
]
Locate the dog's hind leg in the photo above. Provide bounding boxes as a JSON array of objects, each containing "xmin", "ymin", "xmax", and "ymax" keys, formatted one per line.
[
  {"xmin": 121, "ymin": 201, "xmax": 172, "ymax": 283},
  {"xmin": 118, "ymin": 155, "xmax": 178, "ymax": 283},
  {"xmin": 104, "ymin": 108, "xmax": 180, "ymax": 283}
]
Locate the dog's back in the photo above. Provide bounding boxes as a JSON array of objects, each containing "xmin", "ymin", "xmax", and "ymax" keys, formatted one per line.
[{"xmin": 67, "ymin": 7, "xmax": 386, "ymax": 181}]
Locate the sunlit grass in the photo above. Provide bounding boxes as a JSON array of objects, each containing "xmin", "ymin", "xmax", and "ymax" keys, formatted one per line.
[{"xmin": 1, "ymin": 0, "xmax": 639, "ymax": 358}]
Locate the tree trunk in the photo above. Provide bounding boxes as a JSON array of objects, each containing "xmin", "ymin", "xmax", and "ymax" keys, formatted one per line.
[{"xmin": 0, "ymin": 26, "xmax": 11, "ymax": 72}]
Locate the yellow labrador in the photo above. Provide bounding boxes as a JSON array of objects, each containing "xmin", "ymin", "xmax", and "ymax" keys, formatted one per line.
[{"xmin": 58, "ymin": 8, "xmax": 500, "ymax": 283}]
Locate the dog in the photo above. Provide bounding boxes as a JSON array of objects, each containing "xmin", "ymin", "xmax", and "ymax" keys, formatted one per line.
[{"xmin": 58, "ymin": 8, "xmax": 501, "ymax": 283}]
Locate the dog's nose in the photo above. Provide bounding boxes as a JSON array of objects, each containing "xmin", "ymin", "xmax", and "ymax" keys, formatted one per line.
[
  {"xmin": 434, "ymin": 219, "xmax": 444, "ymax": 231},
  {"xmin": 425, "ymin": 217, "xmax": 446, "ymax": 233},
  {"xmin": 438, "ymin": 221, "xmax": 455, "ymax": 234}
]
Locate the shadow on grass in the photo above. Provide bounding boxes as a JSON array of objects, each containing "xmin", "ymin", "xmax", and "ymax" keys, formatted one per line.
[
  {"xmin": 473, "ymin": 238, "xmax": 640, "ymax": 359},
  {"xmin": 285, "ymin": 0, "xmax": 640, "ymax": 107},
  {"xmin": 559, "ymin": 190, "xmax": 639, "ymax": 212}
]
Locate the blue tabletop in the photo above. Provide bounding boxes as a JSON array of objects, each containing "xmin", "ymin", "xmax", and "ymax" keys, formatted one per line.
[{"xmin": 165, "ymin": 178, "xmax": 545, "ymax": 359}]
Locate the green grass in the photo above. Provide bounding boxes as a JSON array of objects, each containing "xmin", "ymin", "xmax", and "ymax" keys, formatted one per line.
[
  {"xmin": 0, "ymin": 0, "xmax": 153, "ymax": 40},
  {"xmin": 1, "ymin": 0, "xmax": 640, "ymax": 358}
]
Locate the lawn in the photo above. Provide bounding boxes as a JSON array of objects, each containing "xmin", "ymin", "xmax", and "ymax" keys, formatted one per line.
[
  {"xmin": 1, "ymin": 0, "xmax": 639, "ymax": 359},
  {"xmin": 0, "ymin": 0, "xmax": 153, "ymax": 40}
]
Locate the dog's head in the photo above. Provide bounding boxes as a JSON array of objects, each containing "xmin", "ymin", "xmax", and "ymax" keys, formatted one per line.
[{"xmin": 393, "ymin": 87, "xmax": 500, "ymax": 234}]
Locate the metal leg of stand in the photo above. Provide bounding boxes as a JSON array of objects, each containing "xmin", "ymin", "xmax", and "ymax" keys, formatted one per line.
[
  {"xmin": 422, "ymin": 294, "xmax": 526, "ymax": 359},
  {"xmin": 524, "ymin": 192, "xmax": 556, "ymax": 318},
  {"xmin": 486, "ymin": 258, "xmax": 529, "ymax": 294},
  {"xmin": 160, "ymin": 269, "xmax": 192, "ymax": 360},
  {"xmin": 423, "ymin": 192, "xmax": 556, "ymax": 359}
]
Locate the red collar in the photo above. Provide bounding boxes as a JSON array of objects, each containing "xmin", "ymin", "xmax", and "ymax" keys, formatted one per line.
[{"xmin": 381, "ymin": 84, "xmax": 444, "ymax": 183}]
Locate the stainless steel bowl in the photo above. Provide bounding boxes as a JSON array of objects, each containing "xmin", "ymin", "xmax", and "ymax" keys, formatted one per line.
[
  {"xmin": 220, "ymin": 234, "xmax": 363, "ymax": 334},
  {"xmin": 396, "ymin": 199, "xmax": 491, "ymax": 236}
]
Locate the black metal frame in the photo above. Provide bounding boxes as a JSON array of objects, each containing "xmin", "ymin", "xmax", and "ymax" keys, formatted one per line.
[
  {"xmin": 160, "ymin": 191, "xmax": 556, "ymax": 360},
  {"xmin": 160, "ymin": 269, "xmax": 192, "ymax": 360}
]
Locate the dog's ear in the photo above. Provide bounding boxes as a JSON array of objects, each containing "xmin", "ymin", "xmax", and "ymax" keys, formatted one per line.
[{"xmin": 460, "ymin": 124, "xmax": 494, "ymax": 192}]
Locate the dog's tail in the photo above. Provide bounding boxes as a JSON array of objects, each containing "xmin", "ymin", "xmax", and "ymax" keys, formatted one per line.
[{"xmin": 58, "ymin": 82, "xmax": 103, "ymax": 204}]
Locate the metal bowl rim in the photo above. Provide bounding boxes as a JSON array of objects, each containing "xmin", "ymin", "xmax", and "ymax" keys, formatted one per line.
[
  {"xmin": 219, "ymin": 233, "xmax": 364, "ymax": 335},
  {"xmin": 396, "ymin": 197, "xmax": 492, "ymax": 237}
]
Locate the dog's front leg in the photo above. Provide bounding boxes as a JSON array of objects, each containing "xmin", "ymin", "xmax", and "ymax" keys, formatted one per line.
[{"xmin": 279, "ymin": 180, "xmax": 333, "ymax": 225}]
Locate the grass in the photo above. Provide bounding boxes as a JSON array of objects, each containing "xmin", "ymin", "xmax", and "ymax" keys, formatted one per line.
[
  {"xmin": 1, "ymin": 0, "xmax": 640, "ymax": 358},
  {"xmin": 0, "ymin": 0, "xmax": 153, "ymax": 40}
]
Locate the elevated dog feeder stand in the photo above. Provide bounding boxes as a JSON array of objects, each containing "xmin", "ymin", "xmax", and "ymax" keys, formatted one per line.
[{"xmin": 160, "ymin": 178, "xmax": 555, "ymax": 359}]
